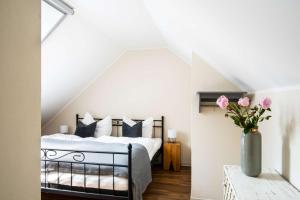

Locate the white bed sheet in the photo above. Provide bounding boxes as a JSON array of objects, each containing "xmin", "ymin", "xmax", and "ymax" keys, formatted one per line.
[
  {"xmin": 95, "ymin": 136, "xmax": 162, "ymax": 160},
  {"xmin": 43, "ymin": 134, "xmax": 162, "ymax": 160}
]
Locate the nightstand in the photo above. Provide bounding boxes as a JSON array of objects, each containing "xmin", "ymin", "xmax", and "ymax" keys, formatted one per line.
[{"xmin": 163, "ymin": 142, "xmax": 181, "ymax": 171}]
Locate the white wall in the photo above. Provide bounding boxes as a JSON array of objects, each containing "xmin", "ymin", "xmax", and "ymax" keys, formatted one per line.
[
  {"xmin": 43, "ymin": 49, "xmax": 192, "ymax": 166},
  {"xmin": 253, "ymin": 87, "xmax": 300, "ymax": 190},
  {"xmin": 0, "ymin": 1, "xmax": 41, "ymax": 200},
  {"xmin": 190, "ymin": 53, "xmax": 241, "ymax": 200}
]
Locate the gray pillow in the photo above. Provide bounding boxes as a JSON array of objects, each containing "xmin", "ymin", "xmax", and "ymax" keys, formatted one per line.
[
  {"xmin": 75, "ymin": 121, "xmax": 97, "ymax": 138},
  {"xmin": 122, "ymin": 121, "xmax": 142, "ymax": 137}
]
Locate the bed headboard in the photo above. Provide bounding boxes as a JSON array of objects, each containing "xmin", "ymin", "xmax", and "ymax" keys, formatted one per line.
[{"xmin": 76, "ymin": 114, "xmax": 164, "ymax": 141}]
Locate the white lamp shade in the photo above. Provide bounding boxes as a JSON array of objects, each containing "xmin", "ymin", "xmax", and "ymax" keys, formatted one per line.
[
  {"xmin": 168, "ymin": 129, "xmax": 177, "ymax": 139},
  {"xmin": 60, "ymin": 125, "xmax": 68, "ymax": 133}
]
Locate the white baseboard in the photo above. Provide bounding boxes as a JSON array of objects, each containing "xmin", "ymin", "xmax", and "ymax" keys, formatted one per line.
[{"xmin": 190, "ymin": 195, "xmax": 215, "ymax": 200}]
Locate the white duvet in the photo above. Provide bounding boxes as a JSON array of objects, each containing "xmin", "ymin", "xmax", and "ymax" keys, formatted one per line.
[{"xmin": 42, "ymin": 134, "xmax": 162, "ymax": 160}]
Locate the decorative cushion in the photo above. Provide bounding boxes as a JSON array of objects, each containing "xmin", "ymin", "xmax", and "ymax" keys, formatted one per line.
[
  {"xmin": 81, "ymin": 113, "xmax": 112, "ymax": 137},
  {"xmin": 122, "ymin": 121, "xmax": 142, "ymax": 138},
  {"xmin": 122, "ymin": 117, "xmax": 153, "ymax": 138},
  {"xmin": 75, "ymin": 121, "xmax": 97, "ymax": 138}
]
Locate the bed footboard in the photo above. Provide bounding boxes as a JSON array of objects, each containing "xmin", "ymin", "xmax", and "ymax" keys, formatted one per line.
[{"xmin": 41, "ymin": 144, "xmax": 133, "ymax": 200}]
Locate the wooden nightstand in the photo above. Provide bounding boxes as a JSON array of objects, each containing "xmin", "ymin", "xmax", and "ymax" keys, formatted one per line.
[{"xmin": 163, "ymin": 142, "xmax": 181, "ymax": 171}]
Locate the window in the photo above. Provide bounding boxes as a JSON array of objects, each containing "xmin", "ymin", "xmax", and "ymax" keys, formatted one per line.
[{"xmin": 41, "ymin": 0, "xmax": 74, "ymax": 41}]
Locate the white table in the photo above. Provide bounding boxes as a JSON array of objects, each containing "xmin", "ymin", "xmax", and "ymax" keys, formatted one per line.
[{"xmin": 224, "ymin": 165, "xmax": 300, "ymax": 200}]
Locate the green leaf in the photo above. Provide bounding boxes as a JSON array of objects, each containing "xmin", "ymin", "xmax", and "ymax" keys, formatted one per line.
[
  {"xmin": 244, "ymin": 127, "xmax": 250, "ymax": 134},
  {"xmin": 229, "ymin": 116, "xmax": 242, "ymax": 127},
  {"xmin": 259, "ymin": 109, "xmax": 265, "ymax": 116},
  {"xmin": 234, "ymin": 120, "xmax": 240, "ymax": 127},
  {"xmin": 259, "ymin": 118, "xmax": 264, "ymax": 122},
  {"xmin": 267, "ymin": 108, "xmax": 271, "ymax": 111}
]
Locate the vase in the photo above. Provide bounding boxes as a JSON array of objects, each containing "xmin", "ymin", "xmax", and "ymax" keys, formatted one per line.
[{"xmin": 241, "ymin": 129, "xmax": 261, "ymax": 177}]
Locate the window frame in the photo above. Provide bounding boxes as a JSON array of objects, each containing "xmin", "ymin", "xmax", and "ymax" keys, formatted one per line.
[{"xmin": 42, "ymin": 0, "xmax": 74, "ymax": 42}]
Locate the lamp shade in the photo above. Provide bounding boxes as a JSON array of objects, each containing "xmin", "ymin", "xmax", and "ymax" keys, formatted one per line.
[
  {"xmin": 168, "ymin": 129, "xmax": 177, "ymax": 139},
  {"xmin": 59, "ymin": 125, "xmax": 68, "ymax": 133}
]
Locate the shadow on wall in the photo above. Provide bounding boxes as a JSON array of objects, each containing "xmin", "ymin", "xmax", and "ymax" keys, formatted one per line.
[
  {"xmin": 281, "ymin": 117, "xmax": 295, "ymax": 180},
  {"xmin": 256, "ymin": 89, "xmax": 300, "ymax": 190},
  {"xmin": 278, "ymin": 95, "xmax": 300, "ymax": 187}
]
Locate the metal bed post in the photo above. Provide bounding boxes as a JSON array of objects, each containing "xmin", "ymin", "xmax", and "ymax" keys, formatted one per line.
[
  {"xmin": 76, "ymin": 114, "xmax": 79, "ymax": 126},
  {"xmin": 161, "ymin": 116, "xmax": 164, "ymax": 166},
  {"xmin": 128, "ymin": 144, "xmax": 133, "ymax": 200}
]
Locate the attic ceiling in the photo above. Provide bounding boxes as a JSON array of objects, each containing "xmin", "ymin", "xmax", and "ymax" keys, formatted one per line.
[{"xmin": 42, "ymin": 0, "xmax": 300, "ymax": 123}]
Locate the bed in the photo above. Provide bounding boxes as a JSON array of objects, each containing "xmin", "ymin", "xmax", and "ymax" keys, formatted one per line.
[{"xmin": 41, "ymin": 115, "xmax": 164, "ymax": 200}]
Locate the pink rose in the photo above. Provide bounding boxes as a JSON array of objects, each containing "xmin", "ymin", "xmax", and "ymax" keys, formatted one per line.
[
  {"xmin": 216, "ymin": 95, "xmax": 229, "ymax": 109},
  {"xmin": 260, "ymin": 97, "xmax": 272, "ymax": 109},
  {"xmin": 238, "ymin": 97, "xmax": 250, "ymax": 107}
]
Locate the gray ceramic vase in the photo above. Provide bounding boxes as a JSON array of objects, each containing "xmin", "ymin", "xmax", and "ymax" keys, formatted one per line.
[{"xmin": 241, "ymin": 130, "xmax": 261, "ymax": 177}]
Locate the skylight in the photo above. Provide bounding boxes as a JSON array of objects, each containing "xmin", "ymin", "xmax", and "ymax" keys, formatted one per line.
[{"xmin": 41, "ymin": 0, "xmax": 74, "ymax": 41}]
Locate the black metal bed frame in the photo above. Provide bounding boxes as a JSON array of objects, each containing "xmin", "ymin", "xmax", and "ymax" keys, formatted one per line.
[{"xmin": 41, "ymin": 115, "xmax": 164, "ymax": 200}]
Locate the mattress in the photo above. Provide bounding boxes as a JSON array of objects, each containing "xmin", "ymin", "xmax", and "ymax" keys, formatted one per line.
[{"xmin": 41, "ymin": 171, "xmax": 128, "ymax": 191}]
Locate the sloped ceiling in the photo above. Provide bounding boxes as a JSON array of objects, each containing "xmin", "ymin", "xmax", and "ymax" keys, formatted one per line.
[
  {"xmin": 42, "ymin": 0, "xmax": 300, "ymax": 123},
  {"xmin": 69, "ymin": 0, "xmax": 166, "ymax": 49},
  {"xmin": 42, "ymin": 13, "xmax": 123, "ymax": 123},
  {"xmin": 144, "ymin": 0, "xmax": 300, "ymax": 90}
]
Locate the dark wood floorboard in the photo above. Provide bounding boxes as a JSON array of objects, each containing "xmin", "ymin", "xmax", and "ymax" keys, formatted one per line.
[
  {"xmin": 41, "ymin": 166, "xmax": 191, "ymax": 200},
  {"xmin": 143, "ymin": 166, "xmax": 191, "ymax": 200}
]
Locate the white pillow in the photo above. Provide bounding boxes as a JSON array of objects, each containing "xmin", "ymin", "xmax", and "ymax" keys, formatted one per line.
[
  {"xmin": 81, "ymin": 113, "xmax": 112, "ymax": 137},
  {"xmin": 122, "ymin": 117, "xmax": 154, "ymax": 138},
  {"xmin": 81, "ymin": 112, "xmax": 95, "ymax": 125},
  {"xmin": 123, "ymin": 116, "xmax": 136, "ymax": 127},
  {"xmin": 142, "ymin": 117, "xmax": 154, "ymax": 138},
  {"xmin": 94, "ymin": 116, "xmax": 112, "ymax": 137}
]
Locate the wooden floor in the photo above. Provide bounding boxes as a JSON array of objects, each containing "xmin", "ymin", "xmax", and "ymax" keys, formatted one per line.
[
  {"xmin": 143, "ymin": 166, "xmax": 191, "ymax": 200},
  {"xmin": 42, "ymin": 166, "xmax": 191, "ymax": 200}
]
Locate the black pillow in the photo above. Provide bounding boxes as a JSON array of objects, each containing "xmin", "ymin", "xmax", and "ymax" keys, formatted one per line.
[
  {"xmin": 75, "ymin": 121, "xmax": 97, "ymax": 138},
  {"xmin": 122, "ymin": 121, "xmax": 142, "ymax": 138}
]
